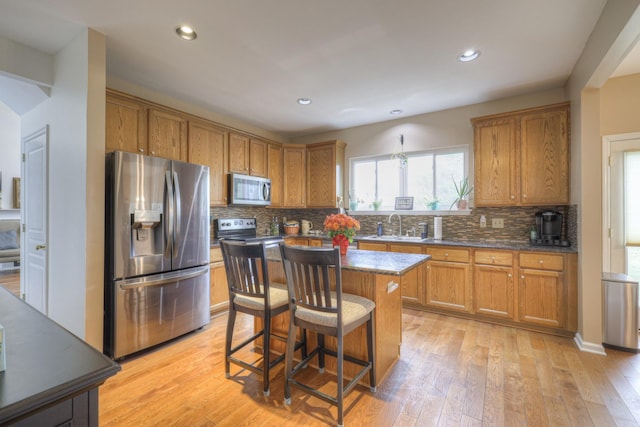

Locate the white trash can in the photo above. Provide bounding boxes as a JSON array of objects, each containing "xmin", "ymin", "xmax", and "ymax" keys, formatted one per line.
[{"xmin": 602, "ymin": 272, "xmax": 640, "ymax": 353}]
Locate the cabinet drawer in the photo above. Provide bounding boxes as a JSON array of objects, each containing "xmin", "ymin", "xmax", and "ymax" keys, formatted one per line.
[
  {"xmin": 519, "ymin": 253, "xmax": 564, "ymax": 271},
  {"xmin": 210, "ymin": 247, "xmax": 223, "ymax": 263},
  {"xmin": 475, "ymin": 250, "xmax": 513, "ymax": 266},
  {"xmin": 427, "ymin": 247, "xmax": 469, "ymax": 263}
]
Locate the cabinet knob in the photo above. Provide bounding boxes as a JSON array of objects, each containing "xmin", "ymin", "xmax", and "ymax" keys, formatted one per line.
[
  {"xmin": 151, "ymin": 151, "xmax": 156, "ymax": 155},
  {"xmin": 138, "ymin": 148, "xmax": 144, "ymax": 153},
  {"xmin": 523, "ymin": 194, "xmax": 527, "ymax": 198},
  {"xmin": 508, "ymin": 273, "xmax": 512, "ymax": 278},
  {"xmin": 539, "ymin": 260, "xmax": 544, "ymax": 264},
  {"xmin": 491, "ymin": 256, "xmax": 495, "ymax": 261},
  {"xmin": 444, "ymin": 253, "xmax": 449, "ymax": 257},
  {"xmin": 510, "ymin": 195, "xmax": 515, "ymax": 199},
  {"xmin": 521, "ymin": 275, "xmax": 525, "ymax": 279}
]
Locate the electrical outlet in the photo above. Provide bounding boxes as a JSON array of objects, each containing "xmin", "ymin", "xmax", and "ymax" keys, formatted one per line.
[
  {"xmin": 491, "ymin": 218, "xmax": 504, "ymax": 228},
  {"xmin": 479, "ymin": 215, "xmax": 487, "ymax": 228}
]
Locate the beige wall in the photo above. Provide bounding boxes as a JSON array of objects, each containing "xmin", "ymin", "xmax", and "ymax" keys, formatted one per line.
[{"xmin": 601, "ymin": 74, "xmax": 640, "ymax": 135}]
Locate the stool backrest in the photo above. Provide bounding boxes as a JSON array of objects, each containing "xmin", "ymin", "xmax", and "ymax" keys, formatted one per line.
[
  {"xmin": 279, "ymin": 245, "xmax": 342, "ymax": 315},
  {"xmin": 220, "ymin": 240, "xmax": 270, "ymax": 302}
]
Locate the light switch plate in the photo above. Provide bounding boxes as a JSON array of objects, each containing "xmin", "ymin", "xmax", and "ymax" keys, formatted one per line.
[{"xmin": 492, "ymin": 218, "xmax": 504, "ymax": 228}]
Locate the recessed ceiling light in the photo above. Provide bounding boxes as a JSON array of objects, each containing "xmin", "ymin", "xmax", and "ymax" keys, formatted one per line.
[
  {"xmin": 297, "ymin": 98, "xmax": 312, "ymax": 105},
  {"xmin": 176, "ymin": 25, "xmax": 197, "ymax": 41},
  {"xmin": 390, "ymin": 109, "xmax": 403, "ymax": 115},
  {"xmin": 459, "ymin": 49, "xmax": 480, "ymax": 62}
]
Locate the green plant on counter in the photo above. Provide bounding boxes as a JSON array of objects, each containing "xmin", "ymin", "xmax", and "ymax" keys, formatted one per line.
[
  {"xmin": 424, "ymin": 197, "xmax": 439, "ymax": 210},
  {"xmin": 450, "ymin": 176, "xmax": 473, "ymax": 210},
  {"xmin": 371, "ymin": 199, "xmax": 383, "ymax": 210}
]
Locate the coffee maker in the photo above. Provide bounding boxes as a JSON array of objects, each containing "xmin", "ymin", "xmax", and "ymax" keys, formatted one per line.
[{"xmin": 532, "ymin": 210, "xmax": 569, "ymax": 246}]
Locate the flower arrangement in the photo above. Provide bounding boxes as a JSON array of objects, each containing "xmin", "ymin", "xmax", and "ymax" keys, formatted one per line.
[{"xmin": 323, "ymin": 213, "xmax": 361, "ymax": 243}]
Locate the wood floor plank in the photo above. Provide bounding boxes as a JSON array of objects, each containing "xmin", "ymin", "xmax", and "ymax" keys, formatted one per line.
[{"xmin": 97, "ymin": 308, "xmax": 640, "ymax": 426}]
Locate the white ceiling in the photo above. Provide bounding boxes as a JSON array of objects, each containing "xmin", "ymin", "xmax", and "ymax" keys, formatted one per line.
[{"xmin": 0, "ymin": 0, "xmax": 633, "ymax": 138}]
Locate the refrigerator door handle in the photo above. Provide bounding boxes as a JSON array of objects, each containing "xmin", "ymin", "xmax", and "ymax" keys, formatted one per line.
[
  {"xmin": 172, "ymin": 170, "xmax": 181, "ymax": 259},
  {"xmin": 116, "ymin": 265, "xmax": 209, "ymax": 290},
  {"xmin": 165, "ymin": 170, "xmax": 175, "ymax": 256}
]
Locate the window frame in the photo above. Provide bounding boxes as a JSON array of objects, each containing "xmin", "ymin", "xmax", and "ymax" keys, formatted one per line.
[{"xmin": 349, "ymin": 144, "xmax": 471, "ymax": 214}]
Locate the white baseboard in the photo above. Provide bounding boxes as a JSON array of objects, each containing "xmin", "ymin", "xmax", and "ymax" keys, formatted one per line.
[{"xmin": 574, "ymin": 332, "xmax": 607, "ymax": 355}]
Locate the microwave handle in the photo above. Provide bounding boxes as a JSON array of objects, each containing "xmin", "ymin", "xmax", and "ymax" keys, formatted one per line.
[{"xmin": 262, "ymin": 182, "xmax": 270, "ymax": 201}]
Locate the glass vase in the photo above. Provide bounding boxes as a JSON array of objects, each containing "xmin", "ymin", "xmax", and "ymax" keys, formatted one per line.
[{"xmin": 332, "ymin": 235, "xmax": 349, "ymax": 256}]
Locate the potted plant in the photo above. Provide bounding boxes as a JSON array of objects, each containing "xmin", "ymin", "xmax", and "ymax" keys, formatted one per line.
[
  {"xmin": 371, "ymin": 198, "xmax": 383, "ymax": 211},
  {"xmin": 450, "ymin": 177, "xmax": 473, "ymax": 210},
  {"xmin": 424, "ymin": 197, "xmax": 439, "ymax": 210}
]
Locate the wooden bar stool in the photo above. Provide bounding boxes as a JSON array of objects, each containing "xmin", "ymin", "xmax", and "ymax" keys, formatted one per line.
[
  {"xmin": 279, "ymin": 245, "xmax": 376, "ymax": 427},
  {"xmin": 220, "ymin": 240, "xmax": 303, "ymax": 397}
]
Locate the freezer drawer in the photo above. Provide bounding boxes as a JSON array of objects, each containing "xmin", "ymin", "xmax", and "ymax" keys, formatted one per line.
[{"xmin": 109, "ymin": 265, "xmax": 210, "ymax": 359}]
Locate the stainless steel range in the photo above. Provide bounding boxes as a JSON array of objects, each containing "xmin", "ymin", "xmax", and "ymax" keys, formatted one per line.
[{"xmin": 214, "ymin": 217, "xmax": 283, "ymax": 244}]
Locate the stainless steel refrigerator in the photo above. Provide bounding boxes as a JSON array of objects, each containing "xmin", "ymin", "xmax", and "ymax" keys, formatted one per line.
[{"xmin": 104, "ymin": 151, "xmax": 210, "ymax": 359}]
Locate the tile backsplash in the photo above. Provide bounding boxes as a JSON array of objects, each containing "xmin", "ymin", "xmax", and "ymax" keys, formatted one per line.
[{"xmin": 211, "ymin": 205, "xmax": 578, "ymax": 247}]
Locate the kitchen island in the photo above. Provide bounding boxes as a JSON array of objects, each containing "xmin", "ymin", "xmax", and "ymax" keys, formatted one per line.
[
  {"xmin": 0, "ymin": 287, "xmax": 120, "ymax": 426},
  {"xmin": 266, "ymin": 247, "xmax": 430, "ymax": 387}
]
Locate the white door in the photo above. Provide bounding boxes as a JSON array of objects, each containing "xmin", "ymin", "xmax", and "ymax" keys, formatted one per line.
[
  {"xmin": 604, "ymin": 134, "xmax": 640, "ymax": 279},
  {"xmin": 21, "ymin": 126, "xmax": 48, "ymax": 313}
]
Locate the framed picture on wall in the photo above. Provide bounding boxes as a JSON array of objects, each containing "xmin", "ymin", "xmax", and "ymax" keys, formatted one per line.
[{"xmin": 12, "ymin": 178, "xmax": 19, "ymax": 209}]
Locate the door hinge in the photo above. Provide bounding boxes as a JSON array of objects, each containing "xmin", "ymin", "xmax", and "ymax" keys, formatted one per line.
[
  {"xmin": 608, "ymin": 156, "xmax": 612, "ymax": 167},
  {"xmin": 608, "ymin": 228, "xmax": 612, "ymax": 238},
  {"xmin": 21, "ymin": 293, "xmax": 26, "ymax": 300},
  {"xmin": 22, "ymin": 153, "xmax": 25, "ymax": 162},
  {"xmin": 22, "ymin": 223, "xmax": 25, "ymax": 232}
]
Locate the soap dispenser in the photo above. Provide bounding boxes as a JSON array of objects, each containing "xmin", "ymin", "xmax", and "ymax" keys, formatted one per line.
[{"xmin": 419, "ymin": 222, "xmax": 428, "ymax": 239}]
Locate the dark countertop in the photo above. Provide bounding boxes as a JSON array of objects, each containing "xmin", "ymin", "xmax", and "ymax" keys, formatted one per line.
[
  {"xmin": 0, "ymin": 287, "xmax": 121, "ymax": 424},
  {"xmin": 355, "ymin": 236, "xmax": 578, "ymax": 254},
  {"xmin": 267, "ymin": 246, "xmax": 431, "ymax": 276},
  {"xmin": 212, "ymin": 234, "xmax": 577, "ymax": 254}
]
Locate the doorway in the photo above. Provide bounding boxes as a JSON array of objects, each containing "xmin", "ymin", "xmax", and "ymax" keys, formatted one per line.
[{"xmin": 603, "ymin": 133, "xmax": 640, "ymax": 280}]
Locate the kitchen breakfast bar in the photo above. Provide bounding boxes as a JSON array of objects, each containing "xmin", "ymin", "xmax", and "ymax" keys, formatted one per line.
[{"xmin": 265, "ymin": 247, "xmax": 431, "ymax": 387}]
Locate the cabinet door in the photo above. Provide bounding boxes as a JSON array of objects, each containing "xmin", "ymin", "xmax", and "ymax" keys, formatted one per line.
[
  {"xmin": 148, "ymin": 108, "xmax": 187, "ymax": 160},
  {"xmin": 268, "ymin": 144, "xmax": 283, "ymax": 207},
  {"xmin": 473, "ymin": 265, "xmax": 514, "ymax": 319},
  {"xmin": 188, "ymin": 120, "xmax": 228, "ymax": 206},
  {"xmin": 357, "ymin": 241, "xmax": 387, "ymax": 251},
  {"xmin": 250, "ymin": 138, "xmax": 268, "ymax": 177},
  {"xmin": 473, "ymin": 117, "xmax": 519, "ymax": 206},
  {"xmin": 210, "ymin": 262, "xmax": 229, "ymax": 314},
  {"xmin": 283, "ymin": 146, "xmax": 306, "ymax": 207},
  {"xmin": 520, "ymin": 106, "xmax": 569, "ymax": 205},
  {"xmin": 306, "ymin": 141, "xmax": 342, "ymax": 208},
  {"xmin": 426, "ymin": 261, "xmax": 471, "ymax": 312},
  {"xmin": 389, "ymin": 244, "xmax": 423, "ymax": 305},
  {"xmin": 106, "ymin": 94, "xmax": 147, "ymax": 154},
  {"xmin": 518, "ymin": 268, "xmax": 564, "ymax": 328},
  {"xmin": 228, "ymin": 132, "xmax": 250, "ymax": 174}
]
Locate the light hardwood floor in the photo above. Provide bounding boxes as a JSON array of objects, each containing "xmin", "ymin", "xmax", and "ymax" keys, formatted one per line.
[
  {"xmin": 0, "ymin": 269, "xmax": 20, "ymax": 297},
  {"xmin": 99, "ymin": 309, "xmax": 640, "ymax": 426}
]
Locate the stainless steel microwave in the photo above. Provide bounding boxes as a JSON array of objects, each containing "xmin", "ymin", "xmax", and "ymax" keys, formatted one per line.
[{"xmin": 228, "ymin": 173, "xmax": 271, "ymax": 206}]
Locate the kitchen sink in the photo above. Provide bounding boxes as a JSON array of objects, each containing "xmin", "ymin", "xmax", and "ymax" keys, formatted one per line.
[{"xmin": 362, "ymin": 235, "xmax": 428, "ymax": 242}]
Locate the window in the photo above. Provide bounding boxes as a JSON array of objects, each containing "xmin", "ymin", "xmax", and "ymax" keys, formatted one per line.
[
  {"xmin": 624, "ymin": 151, "xmax": 640, "ymax": 279},
  {"xmin": 350, "ymin": 146, "xmax": 469, "ymax": 211}
]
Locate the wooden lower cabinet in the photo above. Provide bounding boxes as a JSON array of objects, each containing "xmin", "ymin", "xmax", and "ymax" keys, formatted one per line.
[
  {"xmin": 210, "ymin": 248, "xmax": 229, "ymax": 314},
  {"xmin": 356, "ymin": 239, "xmax": 577, "ymax": 335},
  {"xmin": 425, "ymin": 247, "xmax": 471, "ymax": 312},
  {"xmin": 284, "ymin": 237, "xmax": 323, "ymax": 246},
  {"xmin": 517, "ymin": 252, "xmax": 566, "ymax": 328},
  {"xmin": 473, "ymin": 250, "xmax": 515, "ymax": 319}
]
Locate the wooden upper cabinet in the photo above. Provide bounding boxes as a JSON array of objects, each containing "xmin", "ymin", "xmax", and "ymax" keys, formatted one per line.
[
  {"xmin": 105, "ymin": 92, "xmax": 147, "ymax": 154},
  {"xmin": 249, "ymin": 138, "xmax": 268, "ymax": 177},
  {"xmin": 188, "ymin": 120, "xmax": 228, "ymax": 206},
  {"xmin": 228, "ymin": 132, "xmax": 250, "ymax": 174},
  {"xmin": 473, "ymin": 117, "xmax": 519, "ymax": 206},
  {"xmin": 306, "ymin": 140, "xmax": 346, "ymax": 208},
  {"xmin": 148, "ymin": 108, "xmax": 188, "ymax": 161},
  {"xmin": 267, "ymin": 143, "xmax": 283, "ymax": 207},
  {"xmin": 520, "ymin": 105, "xmax": 570, "ymax": 205},
  {"xmin": 283, "ymin": 145, "xmax": 306, "ymax": 208},
  {"xmin": 472, "ymin": 102, "xmax": 570, "ymax": 206},
  {"xmin": 228, "ymin": 133, "xmax": 268, "ymax": 177}
]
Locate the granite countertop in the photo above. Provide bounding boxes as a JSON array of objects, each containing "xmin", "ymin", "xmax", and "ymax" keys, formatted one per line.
[
  {"xmin": 354, "ymin": 236, "xmax": 578, "ymax": 253},
  {"xmin": 212, "ymin": 233, "xmax": 577, "ymax": 254},
  {"xmin": 266, "ymin": 246, "xmax": 430, "ymax": 276}
]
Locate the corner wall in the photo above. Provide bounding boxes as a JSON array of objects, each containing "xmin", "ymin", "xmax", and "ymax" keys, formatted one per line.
[{"xmin": 0, "ymin": 101, "xmax": 20, "ymax": 209}]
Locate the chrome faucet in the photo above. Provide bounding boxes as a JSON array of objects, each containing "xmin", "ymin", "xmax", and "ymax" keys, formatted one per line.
[{"xmin": 388, "ymin": 213, "xmax": 402, "ymax": 236}]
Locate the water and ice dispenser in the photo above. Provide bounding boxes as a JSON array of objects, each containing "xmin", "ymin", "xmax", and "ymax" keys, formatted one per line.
[{"xmin": 131, "ymin": 209, "xmax": 162, "ymax": 257}]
